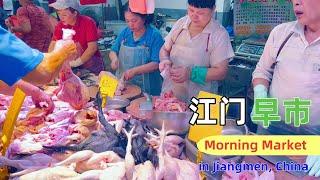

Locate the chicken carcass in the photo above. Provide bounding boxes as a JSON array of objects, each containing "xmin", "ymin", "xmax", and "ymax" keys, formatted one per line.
[
  {"xmin": 15, "ymin": 166, "xmax": 79, "ymax": 180},
  {"xmin": 154, "ymin": 125, "xmax": 180, "ymax": 180},
  {"xmin": 69, "ymin": 169, "xmax": 103, "ymax": 180},
  {"xmin": 54, "ymin": 150, "xmax": 123, "ymax": 173},
  {"xmin": 153, "ymin": 123, "xmax": 200, "ymax": 180},
  {"xmin": 55, "ymin": 63, "xmax": 90, "ymax": 110},
  {"xmin": 145, "ymin": 135, "xmax": 185, "ymax": 159},
  {"xmin": 123, "ymin": 125, "xmax": 138, "ymax": 180},
  {"xmin": 99, "ymin": 162, "xmax": 126, "ymax": 180},
  {"xmin": 43, "ymin": 130, "xmax": 125, "ymax": 157},
  {"xmin": 0, "ymin": 153, "xmax": 56, "ymax": 171},
  {"xmin": 132, "ymin": 160, "xmax": 156, "ymax": 180}
]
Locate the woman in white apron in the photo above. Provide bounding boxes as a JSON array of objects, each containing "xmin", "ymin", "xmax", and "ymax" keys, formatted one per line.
[
  {"xmin": 252, "ymin": 0, "xmax": 320, "ymax": 176},
  {"xmin": 108, "ymin": 2, "xmax": 163, "ymax": 96},
  {"xmin": 159, "ymin": 0, "xmax": 234, "ymax": 102}
]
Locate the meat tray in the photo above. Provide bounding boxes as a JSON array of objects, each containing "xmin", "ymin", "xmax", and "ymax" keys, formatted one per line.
[
  {"xmin": 105, "ymin": 96, "xmax": 130, "ymax": 110},
  {"xmin": 126, "ymin": 97, "xmax": 193, "ymax": 134},
  {"xmin": 147, "ymin": 111, "xmax": 193, "ymax": 134}
]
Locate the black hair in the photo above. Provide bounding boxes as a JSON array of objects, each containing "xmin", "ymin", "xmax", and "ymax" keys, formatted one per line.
[
  {"xmin": 68, "ymin": 7, "xmax": 78, "ymax": 14},
  {"xmin": 123, "ymin": 3, "xmax": 154, "ymax": 25},
  {"xmin": 188, "ymin": 0, "xmax": 216, "ymax": 9}
]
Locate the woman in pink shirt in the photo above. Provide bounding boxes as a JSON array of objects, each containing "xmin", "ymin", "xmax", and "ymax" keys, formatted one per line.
[{"xmin": 5, "ymin": 0, "xmax": 52, "ymax": 52}]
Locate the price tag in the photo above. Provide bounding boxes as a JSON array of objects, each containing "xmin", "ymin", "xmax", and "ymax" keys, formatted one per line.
[{"xmin": 99, "ymin": 74, "xmax": 118, "ymax": 108}]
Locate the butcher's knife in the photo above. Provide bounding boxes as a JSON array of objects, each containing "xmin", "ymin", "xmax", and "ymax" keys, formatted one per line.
[
  {"xmin": 139, "ymin": 93, "xmax": 152, "ymax": 111},
  {"xmin": 0, "ymin": 88, "xmax": 26, "ymax": 179},
  {"xmin": 259, "ymin": 155, "xmax": 308, "ymax": 177}
]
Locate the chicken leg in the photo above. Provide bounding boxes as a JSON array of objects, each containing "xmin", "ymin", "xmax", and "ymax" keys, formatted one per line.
[
  {"xmin": 54, "ymin": 150, "xmax": 94, "ymax": 167},
  {"xmin": 132, "ymin": 160, "xmax": 156, "ymax": 180},
  {"xmin": 123, "ymin": 125, "xmax": 138, "ymax": 180}
]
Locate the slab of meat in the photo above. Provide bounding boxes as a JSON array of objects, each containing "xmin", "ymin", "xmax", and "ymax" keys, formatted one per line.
[
  {"xmin": 0, "ymin": 94, "xmax": 33, "ymax": 110},
  {"xmin": 8, "ymin": 134, "xmax": 43, "ymax": 156},
  {"xmin": 46, "ymin": 109, "xmax": 75, "ymax": 123},
  {"xmin": 72, "ymin": 109, "xmax": 98, "ymax": 131},
  {"xmin": 55, "ymin": 63, "xmax": 90, "ymax": 110},
  {"xmin": 17, "ymin": 108, "xmax": 47, "ymax": 127},
  {"xmin": 103, "ymin": 109, "xmax": 131, "ymax": 121},
  {"xmin": 42, "ymin": 95, "xmax": 126, "ymax": 158},
  {"xmin": 154, "ymin": 91, "xmax": 187, "ymax": 112}
]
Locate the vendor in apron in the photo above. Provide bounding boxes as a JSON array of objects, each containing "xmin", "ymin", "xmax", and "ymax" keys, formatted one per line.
[
  {"xmin": 108, "ymin": 1, "xmax": 163, "ymax": 96},
  {"xmin": 252, "ymin": 0, "xmax": 320, "ymax": 177},
  {"xmin": 48, "ymin": 0, "xmax": 104, "ymax": 75},
  {"xmin": 159, "ymin": 0, "xmax": 234, "ymax": 102}
]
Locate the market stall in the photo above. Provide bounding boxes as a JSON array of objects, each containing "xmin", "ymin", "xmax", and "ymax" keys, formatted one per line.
[
  {"xmin": 1, "ymin": 0, "xmax": 319, "ymax": 180},
  {"xmin": 0, "ymin": 68, "xmax": 317, "ymax": 179}
]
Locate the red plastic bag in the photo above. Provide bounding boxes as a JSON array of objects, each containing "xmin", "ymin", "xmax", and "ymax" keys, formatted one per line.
[
  {"xmin": 129, "ymin": 0, "xmax": 155, "ymax": 14},
  {"xmin": 80, "ymin": 0, "xmax": 106, "ymax": 5}
]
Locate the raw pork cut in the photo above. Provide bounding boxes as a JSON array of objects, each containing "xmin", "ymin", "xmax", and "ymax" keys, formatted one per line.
[
  {"xmin": 55, "ymin": 63, "xmax": 90, "ymax": 110},
  {"xmin": 103, "ymin": 109, "xmax": 131, "ymax": 121},
  {"xmin": 154, "ymin": 91, "xmax": 187, "ymax": 112}
]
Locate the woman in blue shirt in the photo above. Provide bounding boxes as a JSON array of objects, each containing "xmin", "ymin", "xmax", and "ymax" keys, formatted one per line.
[{"xmin": 109, "ymin": 5, "xmax": 164, "ymax": 96}]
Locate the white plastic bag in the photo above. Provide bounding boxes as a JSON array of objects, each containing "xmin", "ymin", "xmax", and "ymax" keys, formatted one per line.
[{"xmin": 53, "ymin": 28, "xmax": 75, "ymax": 52}]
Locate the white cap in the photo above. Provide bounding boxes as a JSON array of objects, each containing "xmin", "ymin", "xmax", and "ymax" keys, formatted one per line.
[{"xmin": 49, "ymin": 0, "xmax": 80, "ymax": 11}]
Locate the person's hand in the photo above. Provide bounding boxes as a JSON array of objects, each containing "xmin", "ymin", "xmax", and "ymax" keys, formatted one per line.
[
  {"xmin": 42, "ymin": 42, "xmax": 77, "ymax": 73},
  {"xmin": 31, "ymin": 88, "xmax": 54, "ymax": 114},
  {"xmin": 170, "ymin": 66, "xmax": 190, "ymax": 83},
  {"xmin": 124, "ymin": 68, "xmax": 137, "ymax": 81},
  {"xmin": 306, "ymin": 156, "xmax": 320, "ymax": 177},
  {"xmin": 5, "ymin": 18, "xmax": 12, "ymax": 28},
  {"xmin": 159, "ymin": 59, "xmax": 172, "ymax": 72},
  {"xmin": 69, "ymin": 58, "xmax": 84, "ymax": 68},
  {"xmin": 251, "ymin": 84, "xmax": 268, "ymax": 127},
  {"xmin": 111, "ymin": 59, "xmax": 119, "ymax": 70}
]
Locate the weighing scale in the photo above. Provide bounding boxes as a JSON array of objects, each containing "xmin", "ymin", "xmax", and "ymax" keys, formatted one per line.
[{"xmin": 220, "ymin": 37, "xmax": 267, "ymax": 97}]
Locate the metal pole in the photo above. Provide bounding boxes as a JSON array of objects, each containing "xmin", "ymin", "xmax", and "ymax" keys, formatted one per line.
[
  {"xmin": 102, "ymin": 2, "xmax": 106, "ymax": 28},
  {"xmin": 115, "ymin": 0, "xmax": 120, "ymax": 20}
]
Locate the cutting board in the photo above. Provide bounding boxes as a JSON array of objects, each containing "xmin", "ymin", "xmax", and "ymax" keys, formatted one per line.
[
  {"xmin": 126, "ymin": 97, "xmax": 152, "ymax": 120},
  {"xmin": 117, "ymin": 84, "xmax": 141, "ymax": 100}
]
